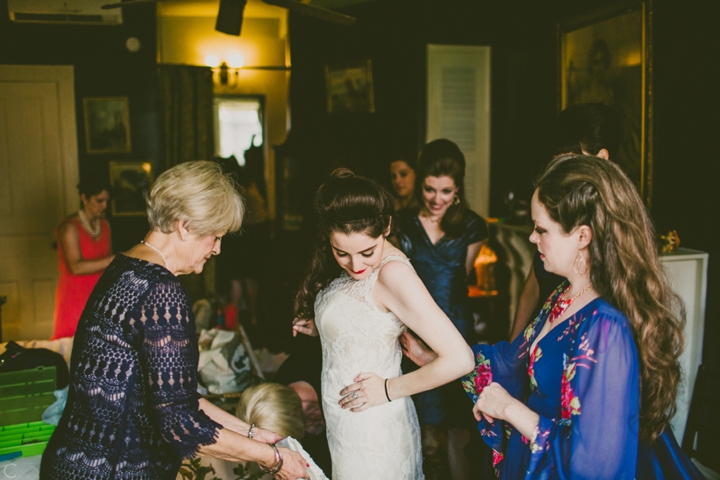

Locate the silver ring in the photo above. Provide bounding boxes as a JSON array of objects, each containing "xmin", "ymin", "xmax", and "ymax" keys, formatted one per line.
[{"xmin": 351, "ymin": 392, "xmax": 359, "ymax": 400}]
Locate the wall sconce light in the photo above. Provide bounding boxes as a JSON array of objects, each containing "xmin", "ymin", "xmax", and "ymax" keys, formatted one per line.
[
  {"xmin": 206, "ymin": 54, "xmax": 245, "ymax": 89},
  {"xmin": 217, "ymin": 62, "xmax": 239, "ymax": 88}
]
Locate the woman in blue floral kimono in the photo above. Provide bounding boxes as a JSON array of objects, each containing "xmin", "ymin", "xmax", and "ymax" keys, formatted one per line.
[
  {"xmin": 403, "ymin": 155, "xmax": 703, "ymax": 479},
  {"xmin": 464, "ymin": 155, "xmax": 704, "ymax": 479}
]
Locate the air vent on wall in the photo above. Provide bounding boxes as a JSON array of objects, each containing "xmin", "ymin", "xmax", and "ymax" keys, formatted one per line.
[{"xmin": 8, "ymin": 0, "xmax": 122, "ymax": 24}]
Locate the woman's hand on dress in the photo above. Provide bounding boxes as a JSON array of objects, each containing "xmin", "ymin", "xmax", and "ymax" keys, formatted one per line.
[
  {"xmin": 274, "ymin": 447, "xmax": 310, "ymax": 480},
  {"xmin": 292, "ymin": 317, "xmax": 318, "ymax": 337},
  {"xmin": 253, "ymin": 426, "xmax": 282, "ymax": 444},
  {"xmin": 399, "ymin": 330, "xmax": 438, "ymax": 367},
  {"xmin": 339, "ymin": 372, "xmax": 387, "ymax": 412},
  {"xmin": 472, "ymin": 382, "xmax": 516, "ymax": 423}
]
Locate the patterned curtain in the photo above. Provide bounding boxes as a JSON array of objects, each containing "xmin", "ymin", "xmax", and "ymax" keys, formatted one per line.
[
  {"xmin": 157, "ymin": 64, "xmax": 216, "ymax": 299},
  {"xmin": 157, "ymin": 64, "xmax": 215, "ymax": 171}
]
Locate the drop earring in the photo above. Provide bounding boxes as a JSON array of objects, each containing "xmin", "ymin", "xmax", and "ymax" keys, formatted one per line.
[{"xmin": 573, "ymin": 252, "xmax": 588, "ymax": 275}]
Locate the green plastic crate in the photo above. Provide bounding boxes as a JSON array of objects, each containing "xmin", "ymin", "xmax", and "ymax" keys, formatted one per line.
[
  {"xmin": 0, "ymin": 367, "xmax": 58, "ymax": 460},
  {"xmin": 0, "ymin": 421, "xmax": 55, "ymax": 459},
  {"xmin": 0, "ymin": 366, "xmax": 57, "ymax": 427}
]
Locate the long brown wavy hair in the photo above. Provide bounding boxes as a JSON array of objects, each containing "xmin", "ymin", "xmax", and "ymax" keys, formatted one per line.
[
  {"xmin": 412, "ymin": 138, "xmax": 473, "ymax": 239},
  {"xmin": 294, "ymin": 168, "xmax": 396, "ymax": 320},
  {"xmin": 536, "ymin": 155, "xmax": 684, "ymax": 442}
]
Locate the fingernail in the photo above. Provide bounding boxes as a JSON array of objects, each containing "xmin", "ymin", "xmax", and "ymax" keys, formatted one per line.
[{"xmin": 306, "ymin": 463, "xmax": 310, "ymax": 467}]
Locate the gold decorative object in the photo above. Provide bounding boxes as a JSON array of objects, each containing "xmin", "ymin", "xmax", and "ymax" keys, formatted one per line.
[
  {"xmin": 474, "ymin": 244, "xmax": 499, "ymax": 296},
  {"xmin": 660, "ymin": 230, "xmax": 681, "ymax": 254}
]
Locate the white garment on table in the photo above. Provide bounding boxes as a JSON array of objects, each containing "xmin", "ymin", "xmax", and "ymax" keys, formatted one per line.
[{"xmin": 316, "ymin": 255, "xmax": 424, "ymax": 480}]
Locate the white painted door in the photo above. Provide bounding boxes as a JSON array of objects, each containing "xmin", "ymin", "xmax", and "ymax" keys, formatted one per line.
[
  {"xmin": 427, "ymin": 45, "xmax": 491, "ymax": 218},
  {"xmin": 0, "ymin": 65, "xmax": 79, "ymax": 341}
]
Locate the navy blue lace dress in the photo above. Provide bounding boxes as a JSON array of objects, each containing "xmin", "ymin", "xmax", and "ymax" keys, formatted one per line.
[
  {"xmin": 41, "ymin": 254, "xmax": 221, "ymax": 480},
  {"xmin": 395, "ymin": 209, "xmax": 488, "ymax": 428}
]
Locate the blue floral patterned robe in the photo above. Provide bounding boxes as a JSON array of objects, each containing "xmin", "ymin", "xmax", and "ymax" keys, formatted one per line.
[{"xmin": 463, "ymin": 282, "xmax": 704, "ymax": 479}]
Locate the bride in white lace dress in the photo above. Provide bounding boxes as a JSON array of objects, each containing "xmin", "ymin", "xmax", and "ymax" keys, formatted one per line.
[{"xmin": 292, "ymin": 169, "xmax": 474, "ymax": 479}]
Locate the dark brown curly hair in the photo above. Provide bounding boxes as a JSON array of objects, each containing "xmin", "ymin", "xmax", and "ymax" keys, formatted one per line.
[
  {"xmin": 412, "ymin": 138, "xmax": 474, "ymax": 239},
  {"xmin": 536, "ymin": 155, "xmax": 685, "ymax": 442},
  {"xmin": 294, "ymin": 168, "xmax": 396, "ymax": 320}
]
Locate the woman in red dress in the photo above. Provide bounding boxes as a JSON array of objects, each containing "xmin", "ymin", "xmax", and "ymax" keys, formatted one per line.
[{"xmin": 52, "ymin": 177, "xmax": 115, "ymax": 339}]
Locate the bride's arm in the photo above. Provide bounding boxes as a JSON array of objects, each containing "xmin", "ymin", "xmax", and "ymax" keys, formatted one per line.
[{"xmin": 338, "ymin": 260, "xmax": 474, "ymax": 411}]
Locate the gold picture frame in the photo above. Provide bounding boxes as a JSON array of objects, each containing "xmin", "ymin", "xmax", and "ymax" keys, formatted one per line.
[
  {"xmin": 83, "ymin": 97, "xmax": 132, "ymax": 154},
  {"xmin": 109, "ymin": 161, "xmax": 153, "ymax": 217},
  {"xmin": 559, "ymin": 1, "xmax": 653, "ymax": 206},
  {"xmin": 325, "ymin": 59, "xmax": 375, "ymax": 114}
]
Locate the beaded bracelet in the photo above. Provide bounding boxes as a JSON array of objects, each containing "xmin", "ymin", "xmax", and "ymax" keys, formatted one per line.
[
  {"xmin": 258, "ymin": 443, "xmax": 283, "ymax": 474},
  {"xmin": 384, "ymin": 378, "xmax": 392, "ymax": 402},
  {"xmin": 248, "ymin": 423, "xmax": 255, "ymax": 439}
]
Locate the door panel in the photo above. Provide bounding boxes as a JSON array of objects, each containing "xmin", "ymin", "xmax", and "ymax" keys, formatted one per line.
[{"xmin": 0, "ymin": 66, "xmax": 77, "ymax": 341}]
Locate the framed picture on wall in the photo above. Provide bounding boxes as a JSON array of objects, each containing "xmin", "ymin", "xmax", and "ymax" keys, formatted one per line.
[
  {"xmin": 83, "ymin": 97, "xmax": 132, "ymax": 154},
  {"xmin": 109, "ymin": 161, "xmax": 153, "ymax": 216},
  {"xmin": 559, "ymin": 1, "xmax": 653, "ymax": 206},
  {"xmin": 325, "ymin": 59, "xmax": 375, "ymax": 114}
]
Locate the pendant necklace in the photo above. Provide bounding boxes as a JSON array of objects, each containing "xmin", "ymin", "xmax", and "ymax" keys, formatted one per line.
[
  {"xmin": 140, "ymin": 240, "xmax": 169, "ymax": 270},
  {"xmin": 548, "ymin": 283, "xmax": 593, "ymax": 323},
  {"xmin": 420, "ymin": 211, "xmax": 441, "ymax": 223},
  {"xmin": 78, "ymin": 209, "xmax": 101, "ymax": 239}
]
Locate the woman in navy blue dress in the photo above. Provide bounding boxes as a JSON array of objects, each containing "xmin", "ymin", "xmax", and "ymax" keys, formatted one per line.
[{"xmin": 394, "ymin": 139, "xmax": 488, "ymax": 480}]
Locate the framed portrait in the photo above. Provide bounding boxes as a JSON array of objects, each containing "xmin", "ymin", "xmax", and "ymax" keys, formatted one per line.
[
  {"xmin": 559, "ymin": 1, "xmax": 653, "ymax": 205},
  {"xmin": 325, "ymin": 59, "xmax": 375, "ymax": 114},
  {"xmin": 83, "ymin": 97, "xmax": 132, "ymax": 154},
  {"xmin": 109, "ymin": 161, "xmax": 153, "ymax": 217}
]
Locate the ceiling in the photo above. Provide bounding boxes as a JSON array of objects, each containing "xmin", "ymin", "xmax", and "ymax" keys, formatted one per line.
[
  {"xmin": 158, "ymin": 0, "xmax": 376, "ymax": 18},
  {"xmin": 311, "ymin": 0, "xmax": 376, "ymax": 7}
]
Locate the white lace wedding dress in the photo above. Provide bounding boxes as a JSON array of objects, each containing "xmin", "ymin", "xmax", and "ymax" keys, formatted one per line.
[{"xmin": 315, "ymin": 255, "xmax": 424, "ymax": 479}]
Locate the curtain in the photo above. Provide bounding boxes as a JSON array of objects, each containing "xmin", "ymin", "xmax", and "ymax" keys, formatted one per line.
[
  {"xmin": 157, "ymin": 65, "xmax": 216, "ymax": 299},
  {"xmin": 157, "ymin": 64, "xmax": 215, "ymax": 171}
]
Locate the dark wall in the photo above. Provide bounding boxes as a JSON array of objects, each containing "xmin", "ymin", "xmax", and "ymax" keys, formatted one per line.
[
  {"xmin": 650, "ymin": 0, "xmax": 720, "ymax": 370},
  {"xmin": 287, "ymin": 0, "xmax": 719, "ymax": 361},
  {"xmin": 287, "ymin": 0, "xmax": 560, "ymax": 209},
  {"xmin": 0, "ymin": 2, "xmax": 158, "ymax": 251}
]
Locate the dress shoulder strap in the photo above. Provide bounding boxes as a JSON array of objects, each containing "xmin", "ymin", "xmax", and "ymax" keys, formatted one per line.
[
  {"xmin": 349, "ymin": 253, "xmax": 414, "ymax": 310},
  {"xmin": 377, "ymin": 253, "xmax": 414, "ymax": 272}
]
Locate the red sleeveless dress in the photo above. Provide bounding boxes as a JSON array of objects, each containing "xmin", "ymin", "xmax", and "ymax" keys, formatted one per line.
[{"xmin": 52, "ymin": 217, "xmax": 111, "ymax": 340}]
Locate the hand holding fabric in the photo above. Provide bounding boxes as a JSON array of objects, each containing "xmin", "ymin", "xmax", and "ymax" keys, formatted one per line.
[
  {"xmin": 292, "ymin": 318, "xmax": 318, "ymax": 337},
  {"xmin": 399, "ymin": 330, "xmax": 437, "ymax": 367}
]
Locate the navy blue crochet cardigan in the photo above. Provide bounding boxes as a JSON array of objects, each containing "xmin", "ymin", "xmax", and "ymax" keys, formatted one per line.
[{"xmin": 41, "ymin": 254, "xmax": 221, "ymax": 479}]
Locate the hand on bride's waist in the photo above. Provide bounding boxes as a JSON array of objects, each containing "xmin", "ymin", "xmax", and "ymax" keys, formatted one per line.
[{"xmin": 338, "ymin": 372, "xmax": 391, "ymax": 413}]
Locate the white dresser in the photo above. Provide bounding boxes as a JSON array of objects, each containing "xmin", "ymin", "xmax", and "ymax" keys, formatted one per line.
[{"xmin": 660, "ymin": 248, "xmax": 709, "ymax": 443}]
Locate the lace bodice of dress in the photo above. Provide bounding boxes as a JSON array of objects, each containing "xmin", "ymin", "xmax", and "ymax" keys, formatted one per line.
[
  {"xmin": 315, "ymin": 255, "xmax": 408, "ymax": 389},
  {"xmin": 315, "ymin": 254, "xmax": 424, "ymax": 479}
]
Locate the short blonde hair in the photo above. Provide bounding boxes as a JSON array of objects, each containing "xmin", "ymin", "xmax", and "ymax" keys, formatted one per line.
[
  {"xmin": 146, "ymin": 161, "xmax": 244, "ymax": 236},
  {"xmin": 236, "ymin": 383, "xmax": 305, "ymax": 440}
]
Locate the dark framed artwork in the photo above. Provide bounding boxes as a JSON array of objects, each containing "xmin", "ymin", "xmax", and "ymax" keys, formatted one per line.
[
  {"xmin": 325, "ymin": 59, "xmax": 375, "ymax": 113},
  {"xmin": 83, "ymin": 97, "xmax": 132, "ymax": 154},
  {"xmin": 109, "ymin": 161, "xmax": 153, "ymax": 216},
  {"xmin": 559, "ymin": 1, "xmax": 653, "ymax": 205}
]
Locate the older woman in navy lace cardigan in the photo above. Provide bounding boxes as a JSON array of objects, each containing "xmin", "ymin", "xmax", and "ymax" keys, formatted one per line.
[{"xmin": 41, "ymin": 161, "xmax": 309, "ymax": 480}]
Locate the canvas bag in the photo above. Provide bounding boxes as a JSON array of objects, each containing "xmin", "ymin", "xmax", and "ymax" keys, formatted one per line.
[{"xmin": 197, "ymin": 329, "xmax": 254, "ymax": 394}]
